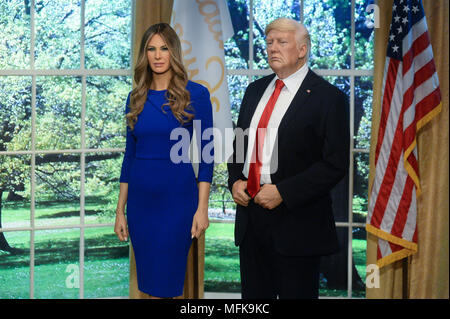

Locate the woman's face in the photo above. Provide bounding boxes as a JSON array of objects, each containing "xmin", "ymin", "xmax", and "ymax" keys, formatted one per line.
[{"xmin": 147, "ymin": 34, "xmax": 171, "ymax": 75}]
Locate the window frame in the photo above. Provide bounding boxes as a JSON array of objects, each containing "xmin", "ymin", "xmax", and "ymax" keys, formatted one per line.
[
  {"xmin": 0, "ymin": 0, "xmax": 135, "ymax": 299},
  {"xmin": 0, "ymin": 0, "xmax": 374, "ymax": 299}
]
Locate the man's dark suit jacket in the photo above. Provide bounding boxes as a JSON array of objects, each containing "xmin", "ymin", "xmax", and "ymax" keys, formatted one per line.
[{"xmin": 227, "ymin": 69, "xmax": 350, "ymax": 257}]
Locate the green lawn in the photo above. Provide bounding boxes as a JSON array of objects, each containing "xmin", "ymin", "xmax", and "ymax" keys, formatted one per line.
[
  {"xmin": 0, "ymin": 198, "xmax": 129, "ymax": 299},
  {"xmin": 205, "ymin": 223, "xmax": 240, "ymax": 292},
  {"xmin": 353, "ymin": 238, "xmax": 368, "ymax": 281},
  {"xmin": 1, "ymin": 199, "xmax": 367, "ymax": 298}
]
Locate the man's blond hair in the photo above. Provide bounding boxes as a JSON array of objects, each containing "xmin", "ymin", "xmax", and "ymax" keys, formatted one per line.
[{"xmin": 265, "ymin": 18, "xmax": 311, "ymax": 61}]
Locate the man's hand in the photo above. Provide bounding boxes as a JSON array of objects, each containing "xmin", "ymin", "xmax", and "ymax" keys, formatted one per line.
[
  {"xmin": 232, "ymin": 180, "xmax": 251, "ymax": 207},
  {"xmin": 254, "ymin": 184, "xmax": 283, "ymax": 210}
]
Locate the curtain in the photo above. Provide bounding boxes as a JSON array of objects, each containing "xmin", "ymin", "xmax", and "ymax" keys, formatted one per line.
[
  {"xmin": 129, "ymin": 0, "xmax": 205, "ymax": 299},
  {"xmin": 366, "ymin": 0, "xmax": 449, "ymax": 298}
]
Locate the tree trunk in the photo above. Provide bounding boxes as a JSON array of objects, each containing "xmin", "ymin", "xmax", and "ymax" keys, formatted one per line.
[
  {"xmin": 0, "ymin": 189, "xmax": 22, "ymax": 254},
  {"xmin": 0, "ymin": 190, "xmax": 12, "ymax": 251}
]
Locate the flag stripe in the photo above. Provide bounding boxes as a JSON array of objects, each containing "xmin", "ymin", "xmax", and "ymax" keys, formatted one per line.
[
  {"xmin": 402, "ymin": 16, "xmax": 428, "ymax": 56},
  {"xmin": 403, "ymin": 32, "xmax": 430, "ymax": 75},
  {"xmin": 377, "ymin": 244, "xmax": 382, "ymax": 261},
  {"xmin": 390, "ymin": 177, "xmax": 414, "ymax": 238},
  {"xmin": 379, "ymin": 151, "xmax": 406, "ymax": 232},
  {"xmin": 402, "ymin": 46, "xmax": 436, "ymax": 123},
  {"xmin": 403, "ymin": 88, "xmax": 440, "ymax": 149},
  {"xmin": 415, "ymin": 86, "xmax": 442, "ymax": 119},
  {"xmin": 402, "ymin": 185, "xmax": 417, "ymax": 241},
  {"xmin": 378, "ymin": 239, "xmax": 390, "ymax": 259},
  {"xmin": 403, "ymin": 45, "xmax": 437, "ymax": 83},
  {"xmin": 405, "ymin": 149, "xmax": 419, "ymax": 181},
  {"xmin": 374, "ymin": 58, "xmax": 400, "ymax": 166},
  {"xmin": 370, "ymin": 108, "xmax": 405, "ymax": 228},
  {"xmin": 369, "ymin": 60, "xmax": 404, "ymax": 225},
  {"xmin": 402, "ymin": 61, "xmax": 439, "ymax": 133}
]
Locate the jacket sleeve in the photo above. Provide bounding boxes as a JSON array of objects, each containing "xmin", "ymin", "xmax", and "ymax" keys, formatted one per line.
[
  {"xmin": 195, "ymin": 87, "xmax": 214, "ymax": 183},
  {"xmin": 119, "ymin": 93, "xmax": 135, "ymax": 183},
  {"xmin": 227, "ymin": 83, "xmax": 253, "ymax": 192},
  {"xmin": 276, "ymin": 89, "xmax": 350, "ymax": 210}
]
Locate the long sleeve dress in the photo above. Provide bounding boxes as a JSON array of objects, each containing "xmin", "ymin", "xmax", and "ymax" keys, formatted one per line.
[{"xmin": 119, "ymin": 81, "xmax": 214, "ymax": 297}]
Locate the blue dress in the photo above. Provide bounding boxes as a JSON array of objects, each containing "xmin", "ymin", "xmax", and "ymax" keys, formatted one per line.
[{"xmin": 119, "ymin": 81, "xmax": 214, "ymax": 297}]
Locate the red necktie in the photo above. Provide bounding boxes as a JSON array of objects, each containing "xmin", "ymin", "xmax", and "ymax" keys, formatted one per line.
[{"xmin": 247, "ymin": 79, "xmax": 285, "ymax": 198}]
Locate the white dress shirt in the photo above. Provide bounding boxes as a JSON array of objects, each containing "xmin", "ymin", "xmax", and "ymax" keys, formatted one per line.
[{"xmin": 242, "ymin": 63, "xmax": 309, "ymax": 184}]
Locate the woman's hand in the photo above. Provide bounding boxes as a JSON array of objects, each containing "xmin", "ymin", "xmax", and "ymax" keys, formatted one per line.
[
  {"xmin": 191, "ymin": 207, "xmax": 209, "ymax": 239},
  {"xmin": 114, "ymin": 210, "xmax": 129, "ymax": 242}
]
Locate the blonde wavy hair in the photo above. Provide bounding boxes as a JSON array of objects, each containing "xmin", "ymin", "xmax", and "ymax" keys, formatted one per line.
[{"xmin": 127, "ymin": 23, "xmax": 193, "ymax": 130}]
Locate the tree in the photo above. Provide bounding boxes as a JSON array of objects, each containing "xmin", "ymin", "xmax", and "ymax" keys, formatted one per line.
[{"xmin": 0, "ymin": 0, "xmax": 131, "ymax": 252}]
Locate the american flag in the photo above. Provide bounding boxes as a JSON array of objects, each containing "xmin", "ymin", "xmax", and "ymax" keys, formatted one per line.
[{"xmin": 366, "ymin": 0, "xmax": 442, "ymax": 268}]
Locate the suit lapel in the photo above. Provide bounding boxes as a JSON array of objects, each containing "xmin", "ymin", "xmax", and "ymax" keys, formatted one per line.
[
  {"xmin": 241, "ymin": 69, "xmax": 321, "ymax": 156},
  {"xmin": 277, "ymin": 69, "xmax": 320, "ymax": 135},
  {"xmin": 242, "ymin": 74, "xmax": 276, "ymax": 129}
]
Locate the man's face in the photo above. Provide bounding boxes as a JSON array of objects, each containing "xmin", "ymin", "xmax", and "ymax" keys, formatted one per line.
[{"xmin": 266, "ymin": 29, "xmax": 307, "ymax": 78}]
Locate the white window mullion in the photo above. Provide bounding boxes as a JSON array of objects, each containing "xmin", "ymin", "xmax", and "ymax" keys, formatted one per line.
[
  {"xmin": 348, "ymin": 75, "xmax": 355, "ymax": 299},
  {"xmin": 300, "ymin": 0, "xmax": 304, "ymax": 23},
  {"xmin": 225, "ymin": 68, "xmax": 373, "ymax": 77},
  {"xmin": 1, "ymin": 223, "xmax": 115, "ymax": 233},
  {"xmin": 248, "ymin": 0, "xmax": 254, "ymax": 71},
  {"xmin": 79, "ymin": 0, "xmax": 86, "ymax": 300},
  {"xmin": 29, "ymin": 0, "xmax": 36, "ymax": 300},
  {"xmin": 131, "ymin": 0, "xmax": 136, "ymax": 69},
  {"xmin": 30, "ymin": 78, "xmax": 36, "ymax": 300},
  {"xmin": 0, "ymin": 69, "xmax": 132, "ymax": 76},
  {"xmin": 1, "ymin": 148, "xmax": 125, "ymax": 156},
  {"xmin": 79, "ymin": 87, "xmax": 86, "ymax": 299},
  {"xmin": 348, "ymin": 0, "xmax": 356, "ymax": 299},
  {"xmin": 350, "ymin": 0, "xmax": 356, "ymax": 70},
  {"xmin": 5, "ymin": 220, "xmax": 370, "ymax": 232},
  {"xmin": 128, "ymin": 0, "xmax": 137, "ymax": 271}
]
